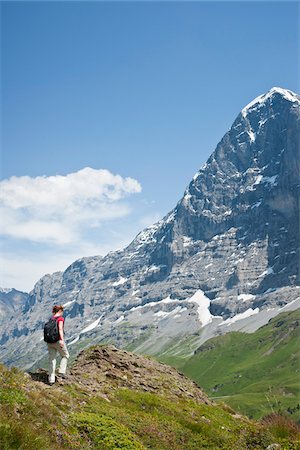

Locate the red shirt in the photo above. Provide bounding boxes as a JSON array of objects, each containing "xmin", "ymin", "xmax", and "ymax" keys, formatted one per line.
[
  {"xmin": 52, "ymin": 316, "xmax": 64, "ymax": 338},
  {"xmin": 52, "ymin": 315, "xmax": 64, "ymax": 325}
]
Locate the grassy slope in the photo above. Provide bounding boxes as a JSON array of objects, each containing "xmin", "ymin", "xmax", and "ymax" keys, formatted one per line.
[
  {"xmin": 1, "ymin": 349, "xmax": 299, "ymax": 449},
  {"xmin": 178, "ymin": 310, "xmax": 300, "ymax": 422}
]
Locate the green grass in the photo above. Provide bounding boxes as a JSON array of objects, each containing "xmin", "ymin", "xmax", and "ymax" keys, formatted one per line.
[
  {"xmin": 1, "ymin": 340, "xmax": 299, "ymax": 449},
  {"xmin": 73, "ymin": 412, "xmax": 144, "ymax": 449},
  {"xmin": 125, "ymin": 326, "xmax": 156, "ymax": 352},
  {"xmin": 178, "ymin": 310, "xmax": 300, "ymax": 422},
  {"xmin": 77, "ymin": 389, "xmax": 274, "ymax": 450},
  {"xmin": 152, "ymin": 333, "xmax": 202, "ymax": 368}
]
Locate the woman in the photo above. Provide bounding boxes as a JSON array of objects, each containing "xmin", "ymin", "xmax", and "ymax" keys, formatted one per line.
[{"xmin": 47, "ymin": 305, "xmax": 69, "ymax": 385}]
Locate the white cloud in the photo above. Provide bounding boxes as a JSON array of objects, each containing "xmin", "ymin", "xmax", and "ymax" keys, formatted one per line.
[
  {"xmin": 0, "ymin": 167, "xmax": 141, "ymax": 208},
  {"xmin": 0, "ymin": 168, "xmax": 166, "ymax": 291},
  {"xmin": 0, "ymin": 167, "xmax": 142, "ymax": 244}
]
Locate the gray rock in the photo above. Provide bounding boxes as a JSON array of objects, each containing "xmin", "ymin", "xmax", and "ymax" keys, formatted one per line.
[
  {"xmin": 0, "ymin": 288, "xmax": 28, "ymax": 320},
  {"xmin": 1, "ymin": 87, "xmax": 299, "ymax": 369}
]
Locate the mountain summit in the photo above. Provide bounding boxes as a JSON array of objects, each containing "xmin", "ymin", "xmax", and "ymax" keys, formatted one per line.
[
  {"xmin": 0, "ymin": 87, "xmax": 299, "ymax": 368},
  {"xmin": 242, "ymin": 87, "xmax": 300, "ymax": 117}
]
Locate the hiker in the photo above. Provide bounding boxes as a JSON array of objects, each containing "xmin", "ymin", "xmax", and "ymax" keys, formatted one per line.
[{"xmin": 44, "ymin": 305, "xmax": 69, "ymax": 385}]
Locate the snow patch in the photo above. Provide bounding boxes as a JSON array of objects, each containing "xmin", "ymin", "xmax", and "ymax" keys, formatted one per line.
[
  {"xmin": 263, "ymin": 288, "xmax": 276, "ymax": 294},
  {"xmin": 148, "ymin": 265, "xmax": 160, "ymax": 272},
  {"xmin": 187, "ymin": 290, "xmax": 212, "ymax": 327},
  {"xmin": 135, "ymin": 225, "xmax": 159, "ymax": 246},
  {"xmin": 161, "ymin": 295, "xmax": 175, "ymax": 304},
  {"xmin": 165, "ymin": 211, "xmax": 176, "ymax": 224},
  {"xmin": 251, "ymin": 201, "xmax": 262, "ymax": 209},
  {"xmin": 81, "ymin": 316, "xmax": 102, "ymax": 334},
  {"xmin": 127, "ymin": 295, "xmax": 178, "ymax": 313},
  {"xmin": 254, "ymin": 174, "xmax": 263, "ymax": 185},
  {"xmin": 113, "ymin": 276, "xmax": 128, "ymax": 286},
  {"xmin": 63, "ymin": 299, "xmax": 76, "ymax": 308},
  {"xmin": 115, "ymin": 315, "xmax": 124, "ymax": 324},
  {"xmin": 154, "ymin": 306, "xmax": 187, "ymax": 319},
  {"xmin": 219, "ymin": 308, "xmax": 259, "ymax": 327},
  {"xmin": 68, "ymin": 336, "xmax": 80, "ymax": 346},
  {"xmin": 248, "ymin": 129, "xmax": 256, "ymax": 142},
  {"xmin": 237, "ymin": 294, "xmax": 255, "ymax": 302},
  {"xmin": 242, "ymin": 87, "xmax": 299, "ymax": 117},
  {"xmin": 182, "ymin": 236, "xmax": 193, "ymax": 247},
  {"xmin": 259, "ymin": 267, "xmax": 274, "ymax": 278},
  {"xmin": 262, "ymin": 175, "xmax": 278, "ymax": 186},
  {"xmin": 199, "ymin": 163, "xmax": 208, "ymax": 172},
  {"xmin": 154, "ymin": 310, "xmax": 170, "ymax": 318}
]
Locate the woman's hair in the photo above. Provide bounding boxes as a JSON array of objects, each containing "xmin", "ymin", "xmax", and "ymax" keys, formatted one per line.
[{"xmin": 52, "ymin": 305, "xmax": 64, "ymax": 314}]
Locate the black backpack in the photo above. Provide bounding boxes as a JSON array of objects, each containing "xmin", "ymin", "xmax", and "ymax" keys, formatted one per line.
[{"xmin": 44, "ymin": 317, "xmax": 59, "ymax": 343}]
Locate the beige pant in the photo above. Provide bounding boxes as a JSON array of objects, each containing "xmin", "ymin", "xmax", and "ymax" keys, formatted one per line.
[{"xmin": 47, "ymin": 341, "xmax": 69, "ymax": 383}]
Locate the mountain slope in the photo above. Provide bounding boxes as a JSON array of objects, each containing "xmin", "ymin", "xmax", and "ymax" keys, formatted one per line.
[
  {"xmin": 179, "ymin": 310, "xmax": 300, "ymax": 422},
  {"xmin": 0, "ymin": 86, "xmax": 299, "ymax": 369},
  {"xmin": 1, "ymin": 345, "xmax": 299, "ymax": 449},
  {"xmin": 0, "ymin": 288, "xmax": 28, "ymax": 319}
]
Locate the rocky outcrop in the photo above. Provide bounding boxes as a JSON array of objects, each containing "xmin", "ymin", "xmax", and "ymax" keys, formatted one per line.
[
  {"xmin": 1, "ymin": 87, "xmax": 299, "ymax": 369},
  {"xmin": 0, "ymin": 288, "xmax": 28, "ymax": 319},
  {"xmin": 31, "ymin": 344, "xmax": 210, "ymax": 404}
]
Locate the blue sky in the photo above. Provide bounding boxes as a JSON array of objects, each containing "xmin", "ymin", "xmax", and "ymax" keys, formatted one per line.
[{"xmin": 1, "ymin": 1, "xmax": 299, "ymax": 291}]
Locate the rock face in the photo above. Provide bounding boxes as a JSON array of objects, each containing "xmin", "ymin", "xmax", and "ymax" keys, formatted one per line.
[
  {"xmin": 0, "ymin": 288, "xmax": 28, "ymax": 319},
  {"xmin": 0, "ymin": 87, "xmax": 299, "ymax": 369}
]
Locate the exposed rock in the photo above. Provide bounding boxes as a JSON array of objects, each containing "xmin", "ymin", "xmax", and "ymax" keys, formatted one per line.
[
  {"xmin": 29, "ymin": 344, "xmax": 210, "ymax": 405},
  {"xmin": 0, "ymin": 288, "xmax": 28, "ymax": 319},
  {"xmin": 1, "ymin": 87, "xmax": 299, "ymax": 369}
]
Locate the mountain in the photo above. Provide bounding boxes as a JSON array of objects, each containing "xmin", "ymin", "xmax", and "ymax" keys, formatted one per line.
[
  {"xmin": 0, "ymin": 86, "xmax": 299, "ymax": 369},
  {"xmin": 175, "ymin": 309, "xmax": 300, "ymax": 422},
  {"xmin": 1, "ymin": 345, "xmax": 299, "ymax": 449},
  {"xmin": 0, "ymin": 288, "xmax": 28, "ymax": 319}
]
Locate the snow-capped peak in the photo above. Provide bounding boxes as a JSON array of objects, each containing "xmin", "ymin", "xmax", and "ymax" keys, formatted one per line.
[{"xmin": 242, "ymin": 87, "xmax": 299, "ymax": 118}]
